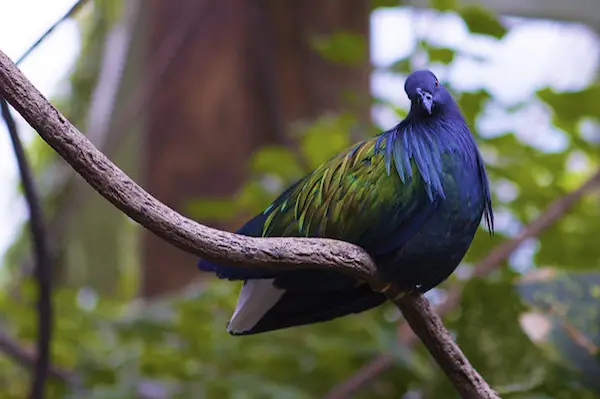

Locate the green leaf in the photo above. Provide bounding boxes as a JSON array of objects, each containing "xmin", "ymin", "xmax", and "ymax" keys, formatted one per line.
[
  {"xmin": 538, "ymin": 85, "xmax": 600, "ymax": 125},
  {"xmin": 370, "ymin": 0, "xmax": 400, "ymax": 9},
  {"xmin": 250, "ymin": 146, "xmax": 305, "ymax": 180},
  {"xmin": 297, "ymin": 113, "xmax": 356, "ymax": 168},
  {"xmin": 429, "ymin": 47, "xmax": 455, "ymax": 64},
  {"xmin": 459, "ymin": 4, "xmax": 507, "ymax": 39},
  {"xmin": 535, "ymin": 182, "xmax": 600, "ymax": 270},
  {"xmin": 388, "ymin": 57, "xmax": 412, "ymax": 74},
  {"xmin": 422, "ymin": 42, "xmax": 455, "ymax": 65},
  {"xmin": 310, "ymin": 32, "xmax": 367, "ymax": 66},
  {"xmin": 185, "ymin": 198, "xmax": 238, "ymax": 221},
  {"xmin": 457, "ymin": 89, "xmax": 492, "ymax": 126},
  {"xmin": 430, "ymin": 0, "xmax": 457, "ymax": 11}
]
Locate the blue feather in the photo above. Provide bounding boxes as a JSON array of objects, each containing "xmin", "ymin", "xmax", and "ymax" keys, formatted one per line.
[{"xmin": 197, "ymin": 69, "xmax": 494, "ymax": 336}]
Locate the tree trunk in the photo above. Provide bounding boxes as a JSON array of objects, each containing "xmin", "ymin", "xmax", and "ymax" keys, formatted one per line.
[{"xmin": 141, "ymin": 0, "xmax": 370, "ymax": 297}]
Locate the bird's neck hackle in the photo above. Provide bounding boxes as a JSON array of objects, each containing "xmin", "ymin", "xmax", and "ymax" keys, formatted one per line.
[
  {"xmin": 377, "ymin": 113, "xmax": 494, "ymax": 234},
  {"xmin": 375, "ymin": 110, "xmax": 479, "ymax": 201}
]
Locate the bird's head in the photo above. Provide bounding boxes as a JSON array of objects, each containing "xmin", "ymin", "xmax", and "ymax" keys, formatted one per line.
[{"xmin": 404, "ymin": 70, "xmax": 452, "ymax": 117}]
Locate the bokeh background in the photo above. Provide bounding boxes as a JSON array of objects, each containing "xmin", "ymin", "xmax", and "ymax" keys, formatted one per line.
[{"xmin": 0, "ymin": 0, "xmax": 599, "ymax": 398}]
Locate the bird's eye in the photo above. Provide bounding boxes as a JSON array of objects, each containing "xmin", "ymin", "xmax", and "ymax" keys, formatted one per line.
[{"xmin": 435, "ymin": 80, "xmax": 439, "ymax": 88}]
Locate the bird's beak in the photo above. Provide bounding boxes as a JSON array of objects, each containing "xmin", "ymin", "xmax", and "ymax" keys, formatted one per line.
[{"xmin": 416, "ymin": 88, "xmax": 433, "ymax": 115}]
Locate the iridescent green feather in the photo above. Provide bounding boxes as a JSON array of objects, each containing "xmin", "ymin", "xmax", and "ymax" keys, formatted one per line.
[{"xmin": 260, "ymin": 136, "xmax": 431, "ymax": 246}]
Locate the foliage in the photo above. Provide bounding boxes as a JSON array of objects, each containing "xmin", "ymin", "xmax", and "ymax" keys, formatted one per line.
[
  {"xmin": 311, "ymin": 32, "xmax": 368, "ymax": 66},
  {"xmin": 2, "ymin": 0, "xmax": 600, "ymax": 398},
  {"xmin": 0, "ymin": 278, "xmax": 407, "ymax": 398},
  {"xmin": 458, "ymin": 4, "xmax": 507, "ymax": 39},
  {"xmin": 518, "ymin": 270, "xmax": 600, "ymax": 394}
]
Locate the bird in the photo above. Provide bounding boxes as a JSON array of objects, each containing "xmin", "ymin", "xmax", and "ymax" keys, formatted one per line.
[{"xmin": 198, "ymin": 69, "xmax": 494, "ymax": 336}]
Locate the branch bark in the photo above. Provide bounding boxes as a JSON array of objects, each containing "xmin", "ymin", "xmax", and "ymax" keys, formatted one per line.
[
  {"xmin": 325, "ymin": 167, "xmax": 600, "ymax": 398},
  {"xmin": 0, "ymin": 49, "xmax": 498, "ymax": 398},
  {"xmin": 0, "ymin": 49, "xmax": 378, "ymax": 290},
  {"xmin": 1, "ymin": 99, "xmax": 53, "ymax": 399},
  {"xmin": 390, "ymin": 290, "xmax": 499, "ymax": 398}
]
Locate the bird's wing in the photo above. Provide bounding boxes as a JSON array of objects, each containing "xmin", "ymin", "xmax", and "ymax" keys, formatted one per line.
[
  {"xmin": 198, "ymin": 135, "xmax": 443, "ymax": 335},
  {"xmin": 199, "ymin": 135, "xmax": 440, "ymax": 280},
  {"xmin": 261, "ymin": 137, "xmax": 438, "ymax": 251}
]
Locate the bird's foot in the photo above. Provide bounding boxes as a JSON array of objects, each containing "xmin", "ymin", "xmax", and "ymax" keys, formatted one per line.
[
  {"xmin": 375, "ymin": 282, "xmax": 393, "ymax": 293},
  {"xmin": 373, "ymin": 282, "xmax": 410, "ymax": 302},
  {"xmin": 391, "ymin": 290, "xmax": 409, "ymax": 302}
]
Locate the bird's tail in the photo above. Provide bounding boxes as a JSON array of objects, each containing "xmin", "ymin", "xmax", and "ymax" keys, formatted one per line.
[
  {"xmin": 197, "ymin": 187, "xmax": 388, "ymax": 334},
  {"xmin": 199, "ymin": 256, "xmax": 388, "ymax": 335},
  {"xmin": 226, "ymin": 279, "xmax": 387, "ymax": 335}
]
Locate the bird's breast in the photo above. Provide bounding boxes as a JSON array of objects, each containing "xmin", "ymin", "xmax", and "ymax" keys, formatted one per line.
[
  {"xmin": 441, "ymin": 156, "xmax": 486, "ymax": 221},
  {"xmin": 380, "ymin": 160, "xmax": 486, "ymax": 288}
]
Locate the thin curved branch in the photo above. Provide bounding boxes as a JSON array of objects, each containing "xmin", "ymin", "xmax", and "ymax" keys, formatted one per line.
[
  {"xmin": 1, "ymin": 99, "xmax": 53, "ymax": 399},
  {"xmin": 16, "ymin": 0, "xmax": 90, "ymax": 65},
  {"xmin": 0, "ymin": 49, "xmax": 499, "ymax": 399},
  {"xmin": 0, "ymin": 329, "xmax": 72, "ymax": 383},
  {"xmin": 325, "ymin": 166, "xmax": 600, "ymax": 398},
  {"xmin": 0, "ymin": 328, "xmax": 165, "ymax": 399}
]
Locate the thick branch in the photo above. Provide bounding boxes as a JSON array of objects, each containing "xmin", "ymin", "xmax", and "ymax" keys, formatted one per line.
[
  {"xmin": 326, "ymin": 168, "xmax": 600, "ymax": 398},
  {"xmin": 0, "ymin": 50, "xmax": 376, "ymax": 283},
  {"xmin": 1, "ymin": 99, "xmax": 53, "ymax": 399},
  {"xmin": 0, "ymin": 49, "xmax": 496, "ymax": 398}
]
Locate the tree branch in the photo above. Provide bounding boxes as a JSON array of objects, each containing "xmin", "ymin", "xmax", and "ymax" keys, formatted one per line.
[
  {"xmin": 0, "ymin": 49, "xmax": 378, "ymax": 285},
  {"xmin": 15, "ymin": 0, "xmax": 90, "ymax": 65},
  {"xmin": 0, "ymin": 329, "xmax": 73, "ymax": 383},
  {"xmin": 1, "ymin": 99, "xmax": 53, "ymax": 399},
  {"xmin": 0, "ymin": 328, "xmax": 167, "ymax": 399},
  {"xmin": 14, "ymin": 0, "xmax": 201, "ymax": 288},
  {"xmin": 0, "ymin": 49, "xmax": 498, "ymax": 398},
  {"xmin": 326, "ymin": 167, "xmax": 600, "ymax": 398},
  {"xmin": 389, "ymin": 290, "xmax": 500, "ymax": 398}
]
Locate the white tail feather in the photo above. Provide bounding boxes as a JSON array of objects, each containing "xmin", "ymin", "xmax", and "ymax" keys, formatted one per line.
[{"xmin": 227, "ymin": 279, "xmax": 285, "ymax": 334}]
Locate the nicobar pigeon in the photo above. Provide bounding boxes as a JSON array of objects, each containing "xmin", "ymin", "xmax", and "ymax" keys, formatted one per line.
[{"xmin": 198, "ymin": 70, "xmax": 494, "ymax": 335}]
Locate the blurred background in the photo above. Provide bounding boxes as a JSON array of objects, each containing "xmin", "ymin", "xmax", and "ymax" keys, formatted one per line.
[{"xmin": 0, "ymin": 0, "xmax": 599, "ymax": 398}]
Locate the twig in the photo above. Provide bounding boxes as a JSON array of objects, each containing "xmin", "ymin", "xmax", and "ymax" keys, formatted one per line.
[
  {"xmin": 1, "ymin": 99, "xmax": 53, "ymax": 399},
  {"xmin": 561, "ymin": 319, "xmax": 599, "ymax": 356},
  {"xmin": 546, "ymin": 304, "xmax": 599, "ymax": 356},
  {"xmin": 0, "ymin": 329, "xmax": 73, "ymax": 383},
  {"xmin": 15, "ymin": 0, "xmax": 91, "ymax": 65},
  {"xmin": 0, "ymin": 49, "xmax": 498, "ymax": 398},
  {"xmin": 325, "ymin": 167, "xmax": 600, "ymax": 398},
  {"xmin": 0, "ymin": 328, "xmax": 164, "ymax": 399}
]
